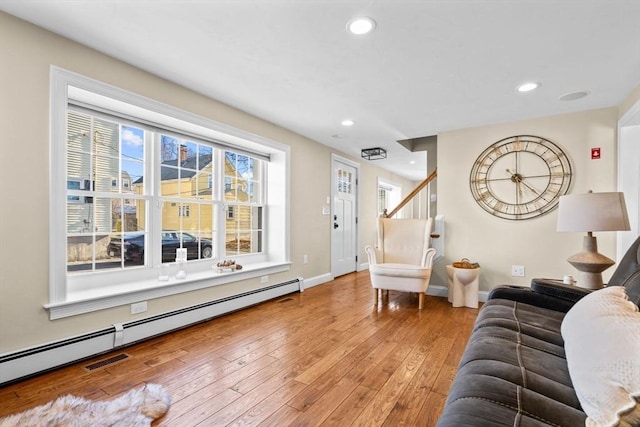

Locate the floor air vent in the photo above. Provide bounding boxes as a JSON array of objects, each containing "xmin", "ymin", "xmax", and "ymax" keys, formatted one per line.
[{"xmin": 84, "ymin": 353, "xmax": 130, "ymax": 372}]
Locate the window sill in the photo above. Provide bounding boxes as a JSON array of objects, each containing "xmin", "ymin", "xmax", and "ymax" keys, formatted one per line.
[{"xmin": 45, "ymin": 261, "xmax": 291, "ymax": 320}]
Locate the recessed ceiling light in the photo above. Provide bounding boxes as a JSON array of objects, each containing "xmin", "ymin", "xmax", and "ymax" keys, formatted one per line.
[
  {"xmin": 409, "ymin": 160, "xmax": 416, "ymax": 165},
  {"xmin": 347, "ymin": 17, "xmax": 376, "ymax": 35},
  {"xmin": 517, "ymin": 82, "xmax": 541, "ymax": 92},
  {"xmin": 559, "ymin": 90, "xmax": 590, "ymax": 101},
  {"xmin": 341, "ymin": 119, "xmax": 354, "ymax": 127}
]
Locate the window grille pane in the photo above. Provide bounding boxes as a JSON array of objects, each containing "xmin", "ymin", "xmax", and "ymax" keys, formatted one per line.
[
  {"xmin": 95, "ymin": 154, "xmax": 119, "ymax": 192},
  {"xmin": 160, "ymin": 166, "xmax": 179, "ymax": 196},
  {"xmin": 67, "ymin": 111, "xmax": 92, "ymax": 152},
  {"xmin": 196, "ymin": 172, "xmax": 213, "ymax": 198},
  {"xmin": 121, "ymin": 126, "xmax": 144, "ymax": 161},
  {"xmin": 121, "ymin": 125, "xmax": 145, "ymax": 195},
  {"xmin": 93, "ymin": 119, "xmax": 119, "ymax": 157},
  {"xmin": 161, "ymin": 135, "xmax": 179, "ymax": 162},
  {"xmin": 198, "ymin": 145, "xmax": 213, "ymax": 173},
  {"xmin": 224, "ymin": 176, "xmax": 237, "ymax": 201},
  {"xmin": 67, "ymin": 235, "xmax": 96, "ymax": 272},
  {"xmin": 162, "ymin": 201, "xmax": 180, "ymax": 231},
  {"xmin": 106, "ymin": 231, "xmax": 146, "ymax": 266},
  {"xmin": 67, "ymin": 201, "xmax": 93, "ymax": 234},
  {"xmin": 224, "ymin": 205, "xmax": 263, "ymax": 256},
  {"xmin": 66, "ymin": 152, "xmax": 92, "ymax": 186},
  {"xmin": 226, "ymin": 232, "xmax": 239, "ymax": 255},
  {"xmin": 248, "ymin": 180, "xmax": 261, "ymax": 203},
  {"xmin": 122, "ymin": 159, "xmax": 144, "ymax": 193}
]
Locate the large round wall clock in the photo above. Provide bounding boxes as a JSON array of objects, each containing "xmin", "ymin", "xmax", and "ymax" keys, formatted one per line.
[{"xmin": 470, "ymin": 135, "xmax": 572, "ymax": 220}]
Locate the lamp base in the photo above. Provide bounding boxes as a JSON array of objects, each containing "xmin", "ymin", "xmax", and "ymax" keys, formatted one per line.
[{"xmin": 566, "ymin": 235, "xmax": 614, "ymax": 290}]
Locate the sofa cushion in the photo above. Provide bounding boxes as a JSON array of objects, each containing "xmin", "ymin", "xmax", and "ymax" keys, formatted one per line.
[
  {"xmin": 437, "ymin": 299, "xmax": 587, "ymax": 426},
  {"xmin": 561, "ymin": 286, "xmax": 640, "ymax": 427}
]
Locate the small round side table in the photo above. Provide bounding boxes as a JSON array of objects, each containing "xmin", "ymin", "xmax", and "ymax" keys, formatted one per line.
[{"xmin": 446, "ymin": 265, "xmax": 481, "ymax": 308}]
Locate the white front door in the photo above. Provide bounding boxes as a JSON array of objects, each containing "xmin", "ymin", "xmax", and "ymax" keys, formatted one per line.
[{"xmin": 331, "ymin": 155, "xmax": 358, "ymax": 277}]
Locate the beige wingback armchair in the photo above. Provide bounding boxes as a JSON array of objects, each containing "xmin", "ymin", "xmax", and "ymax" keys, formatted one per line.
[{"xmin": 365, "ymin": 218, "xmax": 436, "ymax": 310}]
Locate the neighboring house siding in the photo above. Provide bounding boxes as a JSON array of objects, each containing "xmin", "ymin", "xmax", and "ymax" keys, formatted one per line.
[{"xmin": 67, "ymin": 111, "xmax": 119, "ymax": 261}]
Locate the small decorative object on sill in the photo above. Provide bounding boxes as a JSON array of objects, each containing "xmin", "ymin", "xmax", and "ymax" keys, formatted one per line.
[
  {"xmin": 452, "ymin": 258, "xmax": 480, "ymax": 269},
  {"xmin": 158, "ymin": 264, "xmax": 170, "ymax": 281},
  {"xmin": 176, "ymin": 248, "xmax": 188, "ymax": 279},
  {"xmin": 216, "ymin": 259, "xmax": 242, "ymax": 273}
]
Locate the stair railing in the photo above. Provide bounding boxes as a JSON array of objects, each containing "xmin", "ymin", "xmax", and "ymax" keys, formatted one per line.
[{"xmin": 382, "ymin": 168, "xmax": 437, "ymax": 219}]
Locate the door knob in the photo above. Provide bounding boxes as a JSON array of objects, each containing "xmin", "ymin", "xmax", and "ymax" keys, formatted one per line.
[{"xmin": 334, "ymin": 223, "xmax": 339, "ymax": 229}]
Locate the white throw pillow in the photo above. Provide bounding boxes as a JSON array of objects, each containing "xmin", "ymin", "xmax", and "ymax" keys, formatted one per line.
[{"xmin": 561, "ymin": 286, "xmax": 640, "ymax": 427}]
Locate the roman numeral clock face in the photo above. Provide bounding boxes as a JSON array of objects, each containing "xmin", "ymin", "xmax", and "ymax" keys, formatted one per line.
[{"xmin": 470, "ymin": 135, "xmax": 572, "ymax": 220}]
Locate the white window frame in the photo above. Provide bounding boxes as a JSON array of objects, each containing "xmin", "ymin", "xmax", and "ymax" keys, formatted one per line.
[{"xmin": 48, "ymin": 67, "xmax": 291, "ymax": 319}]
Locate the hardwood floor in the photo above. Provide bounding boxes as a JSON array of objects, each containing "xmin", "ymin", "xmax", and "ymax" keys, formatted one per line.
[{"xmin": 0, "ymin": 271, "xmax": 479, "ymax": 426}]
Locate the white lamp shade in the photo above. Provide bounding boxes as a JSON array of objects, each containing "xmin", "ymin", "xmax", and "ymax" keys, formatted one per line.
[{"xmin": 557, "ymin": 192, "xmax": 630, "ymax": 232}]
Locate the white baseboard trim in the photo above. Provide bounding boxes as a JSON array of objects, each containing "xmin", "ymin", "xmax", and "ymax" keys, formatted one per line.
[
  {"xmin": 302, "ymin": 273, "xmax": 333, "ymax": 289},
  {"xmin": 427, "ymin": 284, "xmax": 489, "ymax": 302},
  {"xmin": 358, "ymin": 262, "xmax": 369, "ymax": 272},
  {"xmin": 0, "ymin": 279, "xmax": 301, "ymax": 386}
]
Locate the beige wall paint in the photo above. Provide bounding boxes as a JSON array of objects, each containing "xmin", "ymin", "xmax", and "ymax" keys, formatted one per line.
[
  {"xmin": 0, "ymin": 12, "xmax": 411, "ymax": 353},
  {"xmin": 435, "ymin": 108, "xmax": 620, "ymax": 291}
]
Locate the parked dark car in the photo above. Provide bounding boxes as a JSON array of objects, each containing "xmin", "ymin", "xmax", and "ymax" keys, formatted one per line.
[{"xmin": 108, "ymin": 231, "xmax": 213, "ymax": 263}]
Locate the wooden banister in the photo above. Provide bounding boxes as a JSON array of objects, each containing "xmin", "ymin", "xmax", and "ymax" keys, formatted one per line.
[{"xmin": 383, "ymin": 168, "xmax": 437, "ymax": 219}]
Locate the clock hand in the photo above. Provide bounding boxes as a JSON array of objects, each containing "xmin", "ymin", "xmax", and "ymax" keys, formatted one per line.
[
  {"xmin": 516, "ymin": 180, "xmax": 524, "ymax": 202},
  {"xmin": 520, "ymin": 179, "xmax": 541, "ymax": 197},
  {"xmin": 518, "ymin": 173, "xmax": 556, "ymax": 179}
]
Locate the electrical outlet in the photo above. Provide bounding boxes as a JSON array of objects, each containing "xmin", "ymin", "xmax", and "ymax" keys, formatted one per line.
[
  {"xmin": 303, "ymin": 255, "xmax": 308, "ymax": 264},
  {"xmin": 131, "ymin": 301, "xmax": 147, "ymax": 314},
  {"xmin": 261, "ymin": 275, "xmax": 269, "ymax": 284},
  {"xmin": 511, "ymin": 265, "xmax": 525, "ymax": 277}
]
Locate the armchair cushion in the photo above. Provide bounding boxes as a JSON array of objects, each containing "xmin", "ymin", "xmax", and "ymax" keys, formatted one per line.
[{"xmin": 369, "ymin": 263, "xmax": 432, "ymax": 279}]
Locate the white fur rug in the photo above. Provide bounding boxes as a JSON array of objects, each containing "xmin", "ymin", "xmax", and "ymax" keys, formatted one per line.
[{"xmin": 0, "ymin": 383, "xmax": 170, "ymax": 427}]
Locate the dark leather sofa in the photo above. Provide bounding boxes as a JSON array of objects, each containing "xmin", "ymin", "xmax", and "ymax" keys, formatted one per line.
[{"xmin": 437, "ymin": 236, "xmax": 640, "ymax": 426}]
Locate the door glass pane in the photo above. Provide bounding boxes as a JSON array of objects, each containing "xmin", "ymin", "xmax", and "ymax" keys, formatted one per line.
[{"xmin": 337, "ymin": 169, "xmax": 352, "ymax": 194}]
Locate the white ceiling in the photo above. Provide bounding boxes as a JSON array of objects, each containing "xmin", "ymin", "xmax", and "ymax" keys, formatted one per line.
[{"xmin": 2, "ymin": 0, "xmax": 639, "ymax": 181}]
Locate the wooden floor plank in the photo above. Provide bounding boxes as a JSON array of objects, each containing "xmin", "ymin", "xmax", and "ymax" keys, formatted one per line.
[
  {"xmin": 350, "ymin": 337, "xmax": 436, "ymax": 427},
  {"xmin": 380, "ymin": 336, "xmax": 455, "ymax": 427},
  {"xmin": 227, "ymin": 380, "xmax": 307, "ymax": 427},
  {"xmin": 320, "ymin": 385, "xmax": 378, "ymax": 426},
  {"xmin": 0, "ymin": 271, "xmax": 479, "ymax": 427}
]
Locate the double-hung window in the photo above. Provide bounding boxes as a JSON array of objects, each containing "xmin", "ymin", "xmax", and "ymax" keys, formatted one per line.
[{"xmin": 49, "ymin": 68, "xmax": 289, "ymax": 319}]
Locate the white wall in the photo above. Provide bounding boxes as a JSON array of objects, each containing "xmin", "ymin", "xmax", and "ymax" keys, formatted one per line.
[{"xmin": 435, "ymin": 108, "xmax": 621, "ymax": 291}]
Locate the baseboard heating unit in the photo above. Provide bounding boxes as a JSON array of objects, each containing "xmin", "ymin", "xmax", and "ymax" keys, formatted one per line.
[{"xmin": 0, "ymin": 278, "xmax": 302, "ymax": 385}]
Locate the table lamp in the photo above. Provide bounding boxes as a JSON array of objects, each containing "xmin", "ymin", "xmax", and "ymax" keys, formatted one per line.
[{"xmin": 556, "ymin": 191, "xmax": 630, "ymax": 289}]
